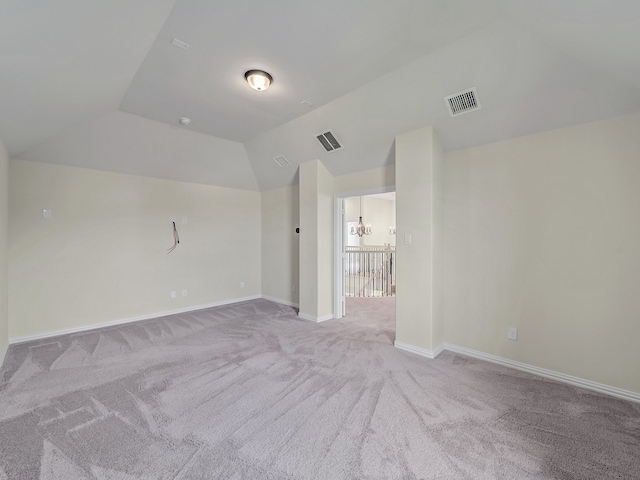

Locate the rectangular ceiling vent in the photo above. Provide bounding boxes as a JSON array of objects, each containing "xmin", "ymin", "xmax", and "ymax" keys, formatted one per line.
[
  {"xmin": 315, "ymin": 130, "xmax": 343, "ymax": 153},
  {"xmin": 170, "ymin": 38, "xmax": 190, "ymax": 50},
  {"xmin": 273, "ymin": 155, "xmax": 291, "ymax": 168},
  {"xmin": 445, "ymin": 87, "xmax": 481, "ymax": 117}
]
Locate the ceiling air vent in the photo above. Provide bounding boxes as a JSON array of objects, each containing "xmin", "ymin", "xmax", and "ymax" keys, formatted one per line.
[
  {"xmin": 273, "ymin": 155, "xmax": 291, "ymax": 168},
  {"xmin": 315, "ymin": 130, "xmax": 343, "ymax": 153},
  {"xmin": 445, "ymin": 87, "xmax": 481, "ymax": 117},
  {"xmin": 170, "ymin": 38, "xmax": 190, "ymax": 50}
]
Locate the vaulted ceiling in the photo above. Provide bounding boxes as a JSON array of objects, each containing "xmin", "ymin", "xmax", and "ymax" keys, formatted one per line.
[{"xmin": 2, "ymin": 1, "xmax": 640, "ymax": 191}]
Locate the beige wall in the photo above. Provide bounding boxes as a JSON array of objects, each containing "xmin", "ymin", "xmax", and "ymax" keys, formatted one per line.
[
  {"xmin": 443, "ymin": 112, "xmax": 640, "ymax": 393},
  {"xmin": 299, "ymin": 163, "xmax": 319, "ymax": 317},
  {"xmin": 395, "ymin": 126, "xmax": 443, "ymax": 353},
  {"xmin": 334, "ymin": 165, "xmax": 395, "ymax": 196},
  {"xmin": 9, "ymin": 160, "xmax": 261, "ymax": 339},
  {"xmin": 317, "ymin": 164, "xmax": 334, "ymax": 319},
  {"xmin": 298, "ymin": 160, "xmax": 334, "ymax": 320},
  {"xmin": 0, "ymin": 141, "xmax": 8, "ymax": 360},
  {"xmin": 431, "ymin": 131, "xmax": 444, "ymax": 348},
  {"xmin": 261, "ymin": 185, "xmax": 299, "ymax": 305}
]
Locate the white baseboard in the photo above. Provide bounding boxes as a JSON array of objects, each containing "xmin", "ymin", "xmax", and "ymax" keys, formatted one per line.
[
  {"xmin": 8, "ymin": 295, "xmax": 261, "ymax": 345},
  {"xmin": 261, "ymin": 295, "xmax": 299, "ymax": 308},
  {"xmin": 298, "ymin": 312, "xmax": 334, "ymax": 323},
  {"xmin": 444, "ymin": 343, "xmax": 640, "ymax": 405},
  {"xmin": 395, "ymin": 341, "xmax": 445, "ymax": 359}
]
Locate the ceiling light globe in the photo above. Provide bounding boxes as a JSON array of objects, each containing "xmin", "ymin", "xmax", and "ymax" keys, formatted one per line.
[{"xmin": 245, "ymin": 70, "xmax": 272, "ymax": 91}]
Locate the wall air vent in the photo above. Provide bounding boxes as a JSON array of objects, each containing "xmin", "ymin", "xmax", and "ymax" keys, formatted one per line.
[
  {"xmin": 445, "ymin": 87, "xmax": 481, "ymax": 117},
  {"xmin": 315, "ymin": 130, "xmax": 343, "ymax": 153},
  {"xmin": 273, "ymin": 155, "xmax": 291, "ymax": 168}
]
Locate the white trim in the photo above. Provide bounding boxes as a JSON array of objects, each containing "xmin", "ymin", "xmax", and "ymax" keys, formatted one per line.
[
  {"xmin": 298, "ymin": 312, "xmax": 334, "ymax": 323},
  {"xmin": 261, "ymin": 295, "xmax": 299, "ymax": 308},
  {"xmin": 8, "ymin": 295, "xmax": 261, "ymax": 345},
  {"xmin": 395, "ymin": 341, "xmax": 445, "ymax": 359},
  {"xmin": 334, "ymin": 196, "xmax": 344, "ymax": 319},
  {"xmin": 444, "ymin": 343, "xmax": 640, "ymax": 405}
]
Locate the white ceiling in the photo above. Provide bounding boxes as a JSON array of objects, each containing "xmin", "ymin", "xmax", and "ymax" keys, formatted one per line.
[{"xmin": 2, "ymin": 0, "xmax": 640, "ymax": 191}]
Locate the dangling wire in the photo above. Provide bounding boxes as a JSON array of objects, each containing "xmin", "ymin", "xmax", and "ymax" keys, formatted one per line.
[{"xmin": 167, "ymin": 221, "xmax": 180, "ymax": 254}]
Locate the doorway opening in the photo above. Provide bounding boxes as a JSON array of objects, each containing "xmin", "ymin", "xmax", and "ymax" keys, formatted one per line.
[{"xmin": 334, "ymin": 190, "xmax": 396, "ymax": 320}]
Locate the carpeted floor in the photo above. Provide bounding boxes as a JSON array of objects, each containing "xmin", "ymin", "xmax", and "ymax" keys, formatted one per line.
[{"xmin": 1, "ymin": 297, "xmax": 639, "ymax": 479}]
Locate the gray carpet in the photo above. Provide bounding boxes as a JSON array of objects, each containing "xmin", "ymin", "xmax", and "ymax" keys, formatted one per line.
[{"xmin": 0, "ymin": 298, "xmax": 638, "ymax": 479}]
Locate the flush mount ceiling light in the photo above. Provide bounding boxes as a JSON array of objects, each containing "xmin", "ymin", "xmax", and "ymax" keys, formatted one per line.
[{"xmin": 244, "ymin": 69, "xmax": 272, "ymax": 91}]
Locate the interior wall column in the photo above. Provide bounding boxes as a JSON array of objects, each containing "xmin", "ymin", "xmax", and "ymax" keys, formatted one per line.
[
  {"xmin": 298, "ymin": 160, "xmax": 334, "ymax": 322},
  {"xmin": 395, "ymin": 126, "xmax": 444, "ymax": 356},
  {"xmin": 0, "ymin": 140, "xmax": 9, "ymax": 363}
]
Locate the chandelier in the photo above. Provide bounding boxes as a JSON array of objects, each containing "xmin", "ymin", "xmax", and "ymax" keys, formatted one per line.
[{"xmin": 349, "ymin": 197, "xmax": 372, "ymax": 236}]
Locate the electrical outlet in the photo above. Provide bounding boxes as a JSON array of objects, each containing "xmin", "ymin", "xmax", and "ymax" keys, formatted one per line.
[
  {"xmin": 508, "ymin": 327, "xmax": 518, "ymax": 341},
  {"xmin": 182, "ymin": 216, "xmax": 188, "ymax": 224},
  {"xmin": 240, "ymin": 281, "xmax": 245, "ymax": 289},
  {"xmin": 170, "ymin": 291, "xmax": 176, "ymax": 299},
  {"xmin": 182, "ymin": 289, "xmax": 187, "ymax": 297}
]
